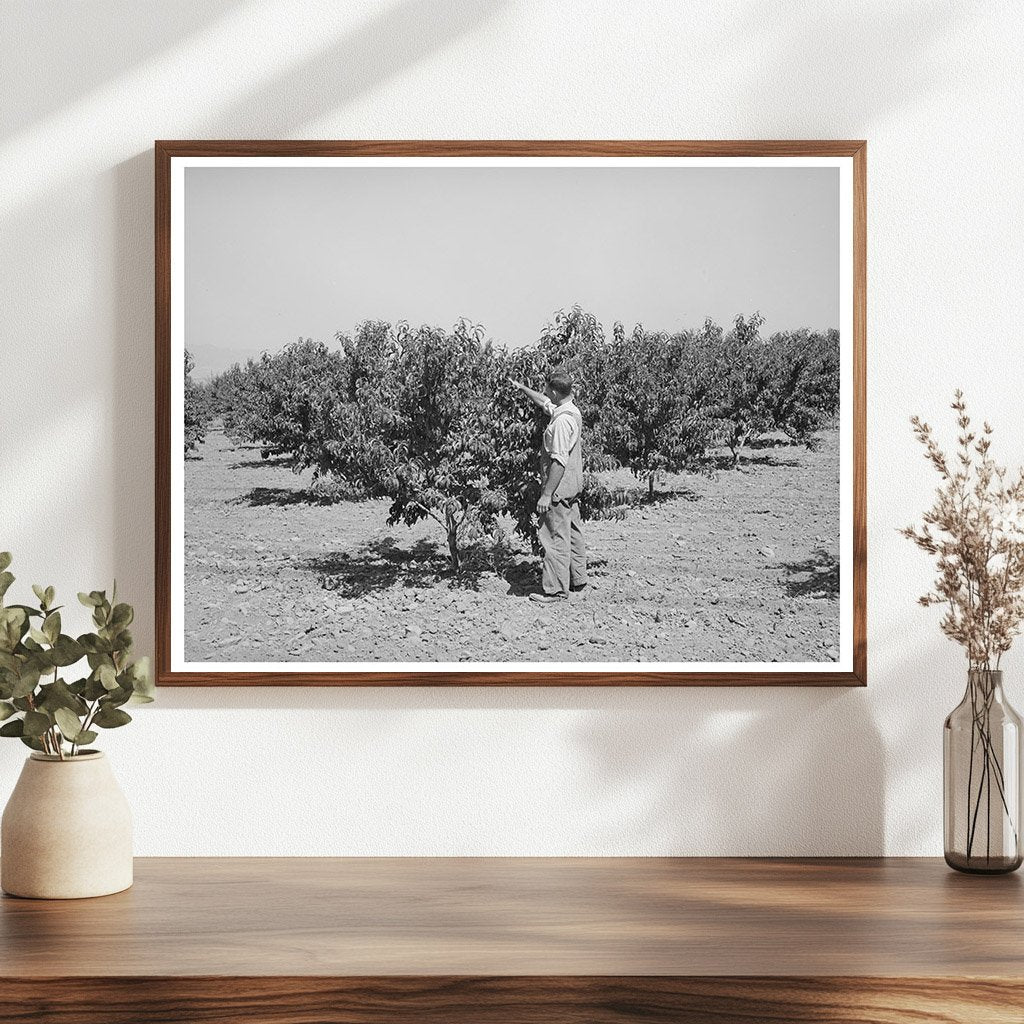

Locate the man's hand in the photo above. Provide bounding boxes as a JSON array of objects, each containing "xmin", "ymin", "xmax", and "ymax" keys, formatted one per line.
[
  {"xmin": 536, "ymin": 494, "xmax": 551, "ymax": 515},
  {"xmin": 511, "ymin": 379, "xmax": 548, "ymax": 409}
]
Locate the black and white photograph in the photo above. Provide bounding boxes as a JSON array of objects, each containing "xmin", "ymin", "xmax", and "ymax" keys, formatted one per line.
[{"xmin": 162, "ymin": 146, "xmax": 861, "ymax": 683}]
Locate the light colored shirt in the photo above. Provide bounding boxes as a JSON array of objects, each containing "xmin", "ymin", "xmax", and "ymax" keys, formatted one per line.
[{"xmin": 541, "ymin": 398, "xmax": 581, "ymax": 467}]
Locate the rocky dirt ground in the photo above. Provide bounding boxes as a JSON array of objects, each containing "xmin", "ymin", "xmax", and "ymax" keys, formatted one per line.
[{"xmin": 183, "ymin": 427, "xmax": 841, "ymax": 665}]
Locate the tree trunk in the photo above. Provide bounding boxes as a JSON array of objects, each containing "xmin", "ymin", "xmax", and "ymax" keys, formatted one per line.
[
  {"xmin": 729, "ymin": 427, "xmax": 749, "ymax": 468},
  {"xmin": 446, "ymin": 511, "xmax": 460, "ymax": 569},
  {"xmin": 648, "ymin": 473, "xmax": 655, "ymax": 499}
]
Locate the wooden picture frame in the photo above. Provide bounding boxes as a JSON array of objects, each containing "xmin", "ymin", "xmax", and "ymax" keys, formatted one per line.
[{"xmin": 156, "ymin": 140, "xmax": 866, "ymax": 686}]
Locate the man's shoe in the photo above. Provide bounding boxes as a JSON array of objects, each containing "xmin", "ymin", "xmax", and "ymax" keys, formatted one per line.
[
  {"xmin": 530, "ymin": 592, "xmax": 568, "ymax": 604},
  {"xmin": 570, "ymin": 582, "xmax": 588, "ymax": 592}
]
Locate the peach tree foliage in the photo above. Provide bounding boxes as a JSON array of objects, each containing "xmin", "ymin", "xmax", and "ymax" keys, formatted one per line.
[
  {"xmin": 0, "ymin": 554, "xmax": 153, "ymax": 759},
  {"xmin": 599, "ymin": 325, "xmax": 718, "ymax": 496},
  {"xmin": 212, "ymin": 339, "xmax": 347, "ymax": 469},
  {"xmin": 701, "ymin": 312, "xmax": 777, "ymax": 466},
  {"xmin": 183, "ymin": 349, "xmax": 211, "ymax": 454},
  {"xmin": 537, "ymin": 305, "xmax": 611, "ymax": 447},
  {"xmin": 701, "ymin": 314, "xmax": 842, "ymax": 466},
  {"xmin": 317, "ymin": 320, "xmax": 548, "ymax": 568},
  {"xmin": 200, "ymin": 307, "xmax": 843, "ymax": 565},
  {"xmin": 757, "ymin": 328, "xmax": 841, "ymax": 447}
]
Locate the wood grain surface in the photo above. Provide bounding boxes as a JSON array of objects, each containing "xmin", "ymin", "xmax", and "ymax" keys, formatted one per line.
[
  {"xmin": 2, "ymin": 858, "xmax": 1020, "ymax": 1023},
  {"xmin": 154, "ymin": 139, "xmax": 867, "ymax": 688},
  {"xmin": 0, "ymin": 976, "xmax": 1022, "ymax": 1024},
  {"xmin": 2, "ymin": 856, "xmax": 1021, "ymax": 977}
]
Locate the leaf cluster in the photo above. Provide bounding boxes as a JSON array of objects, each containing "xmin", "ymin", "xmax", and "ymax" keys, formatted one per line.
[{"xmin": 0, "ymin": 554, "xmax": 154, "ymax": 758}]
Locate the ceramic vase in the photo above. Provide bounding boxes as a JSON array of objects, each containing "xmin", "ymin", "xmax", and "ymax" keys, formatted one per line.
[{"xmin": 1, "ymin": 751, "xmax": 133, "ymax": 898}]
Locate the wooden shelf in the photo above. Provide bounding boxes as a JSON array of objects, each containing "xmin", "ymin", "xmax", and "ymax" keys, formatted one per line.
[{"xmin": 2, "ymin": 857, "xmax": 1022, "ymax": 1022}]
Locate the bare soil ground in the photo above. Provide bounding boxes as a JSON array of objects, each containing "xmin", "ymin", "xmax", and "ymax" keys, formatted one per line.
[{"xmin": 184, "ymin": 427, "xmax": 840, "ymax": 665}]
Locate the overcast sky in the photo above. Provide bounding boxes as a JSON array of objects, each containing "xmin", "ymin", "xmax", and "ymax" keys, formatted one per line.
[{"xmin": 185, "ymin": 165, "xmax": 840, "ymax": 380}]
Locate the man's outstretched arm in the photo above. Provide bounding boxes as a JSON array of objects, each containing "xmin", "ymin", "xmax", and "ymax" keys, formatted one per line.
[{"xmin": 510, "ymin": 379, "xmax": 549, "ymax": 410}]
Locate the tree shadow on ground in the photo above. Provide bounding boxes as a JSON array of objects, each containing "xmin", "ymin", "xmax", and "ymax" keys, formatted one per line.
[
  {"xmin": 236, "ymin": 486, "xmax": 316, "ymax": 507},
  {"xmin": 712, "ymin": 452, "xmax": 803, "ymax": 471},
  {"xmin": 644, "ymin": 486, "xmax": 702, "ymax": 506},
  {"xmin": 749, "ymin": 436, "xmax": 802, "ymax": 449},
  {"xmin": 780, "ymin": 548, "xmax": 840, "ymax": 599},
  {"xmin": 588, "ymin": 486, "xmax": 701, "ymax": 523},
  {"xmin": 236, "ymin": 484, "xmax": 375, "ymax": 507},
  {"xmin": 228, "ymin": 455, "xmax": 294, "ymax": 471},
  {"xmin": 309, "ymin": 537, "xmax": 513, "ymax": 596}
]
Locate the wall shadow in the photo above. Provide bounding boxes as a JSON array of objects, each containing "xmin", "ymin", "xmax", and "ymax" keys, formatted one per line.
[
  {"xmin": 105, "ymin": 0, "xmax": 509, "ymax": 659},
  {"xmin": 0, "ymin": 1, "xmax": 243, "ymax": 138},
  {"xmin": 2, "ymin": 0, "xmax": 981, "ymax": 855},
  {"xmin": 199, "ymin": 0, "xmax": 507, "ymax": 137}
]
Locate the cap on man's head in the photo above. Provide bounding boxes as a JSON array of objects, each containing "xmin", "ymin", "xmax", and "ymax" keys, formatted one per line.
[{"xmin": 546, "ymin": 368, "xmax": 573, "ymax": 398}]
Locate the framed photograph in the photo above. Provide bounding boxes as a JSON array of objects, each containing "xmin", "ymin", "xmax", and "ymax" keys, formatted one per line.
[{"xmin": 156, "ymin": 141, "xmax": 865, "ymax": 686}]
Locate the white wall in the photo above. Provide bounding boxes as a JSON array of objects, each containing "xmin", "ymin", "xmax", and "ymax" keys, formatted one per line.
[{"xmin": 1, "ymin": 0, "xmax": 1022, "ymax": 855}]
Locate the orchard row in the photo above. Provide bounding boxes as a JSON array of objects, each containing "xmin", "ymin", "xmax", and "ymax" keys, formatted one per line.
[{"xmin": 184, "ymin": 308, "xmax": 839, "ymax": 566}]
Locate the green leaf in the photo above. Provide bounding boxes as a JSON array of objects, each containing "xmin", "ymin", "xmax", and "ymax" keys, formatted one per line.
[
  {"xmin": 110, "ymin": 603, "xmax": 134, "ymax": 629},
  {"xmin": 92, "ymin": 705, "xmax": 131, "ymax": 729},
  {"xmin": 19, "ymin": 734, "xmax": 45, "ymax": 752},
  {"xmin": 49, "ymin": 635, "xmax": 85, "ymax": 667},
  {"xmin": 0, "ymin": 719, "xmax": 24, "ymax": 738},
  {"xmin": 0, "ymin": 701, "xmax": 16, "ymax": 721},
  {"xmin": 74, "ymin": 730, "xmax": 98, "ymax": 747},
  {"xmin": 22, "ymin": 710, "xmax": 50, "ymax": 738},
  {"xmin": 0, "ymin": 572, "xmax": 15, "ymax": 601},
  {"xmin": 0, "ymin": 606, "xmax": 26, "ymax": 651},
  {"xmin": 11, "ymin": 666, "xmax": 41, "ymax": 699},
  {"xmin": 7, "ymin": 604, "xmax": 42, "ymax": 619},
  {"xmin": 78, "ymin": 592, "xmax": 100, "ymax": 608},
  {"xmin": 104, "ymin": 687, "xmax": 128, "ymax": 708},
  {"xmin": 36, "ymin": 678, "xmax": 88, "ymax": 716},
  {"xmin": 31, "ymin": 584, "xmax": 47, "ymax": 607},
  {"xmin": 28, "ymin": 627, "xmax": 49, "ymax": 646},
  {"xmin": 98, "ymin": 663, "xmax": 118, "ymax": 690},
  {"xmin": 54, "ymin": 707, "xmax": 84, "ymax": 741},
  {"xmin": 80, "ymin": 634, "xmax": 112, "ymax": 655},
  {"xmin": 0, "ymin": 553, "xmax": 11, "ymax": 573},
  {"xmin": 42, "ymin": 611, "xmax": 60, "ymax": 644},
  {"xmin": 44, "ymin": 586, "xmax": 55, "ymax": 609},
  {"xmin": 83, "ymin": 675, "xmax": 108, "ymax": 701}
]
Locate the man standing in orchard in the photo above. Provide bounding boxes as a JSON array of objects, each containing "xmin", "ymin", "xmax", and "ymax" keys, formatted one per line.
[{"xmin": 511, "ymin": 370, "xmax": 588, "ymax": 603}]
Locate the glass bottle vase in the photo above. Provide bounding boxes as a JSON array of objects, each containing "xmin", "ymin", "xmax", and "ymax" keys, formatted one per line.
[{"xmin": 944, "ymin": 669, "xmax": 1023, "ymax": 873}]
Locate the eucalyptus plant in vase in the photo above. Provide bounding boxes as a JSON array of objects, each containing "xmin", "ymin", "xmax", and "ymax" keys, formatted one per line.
[
  {"xmin": 0, "ymin": 552, "xmax": 153, "ymax": 898},
  {"xmin": 903, "ymin": 393, "xmax": 1024, "ymax": 873}
]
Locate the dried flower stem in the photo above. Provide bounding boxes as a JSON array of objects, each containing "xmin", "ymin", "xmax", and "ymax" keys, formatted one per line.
[{"xmin": 904, "ymin": 392, "xmax": 1024, "ymax": 864}]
